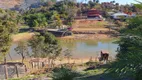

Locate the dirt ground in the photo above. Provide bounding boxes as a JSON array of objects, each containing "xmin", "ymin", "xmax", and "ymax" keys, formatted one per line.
[
  {"xmin": 72, "ymin": 28, "xmax": 109, "ymax": 32},
  {"xmin": 61, "ymin": 34, "xmax": 116, "ymax": 40},
  {"xmin": 12, "ymin": 32, "xmax": 35, "ymax": 43},
  {"xmin": 72, "ymin": 20, "xmax": 108, "ymax": 28}
]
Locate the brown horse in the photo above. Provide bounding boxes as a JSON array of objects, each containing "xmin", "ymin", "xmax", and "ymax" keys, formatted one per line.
[{"xmin": 99, "ymin": 50, "xmax": 109, "ymax": 62}]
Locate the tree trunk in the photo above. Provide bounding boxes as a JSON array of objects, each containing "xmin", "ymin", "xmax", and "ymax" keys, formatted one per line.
[
  {"xmin": 21, "ymin": 54, "xmax": 25, "ymax": 64},
  {"xmin": 48, "ymin": 58, "xmax": 51, "ymax": 71},
  {"xmin": 4, "ymin": 65, "xmax": 8, "ymax": 79},
  {"xmin": 4, "ymin": 57, "xmax": 8, "ymax": 79},
  {"xmin": 15, "ymin": 65, "xmax": 19, "ymax": 78},
  {"xmin": 22, "ymin": 56, "xmax": 25, "ymax": 64},
  {"xmin": 4, "ymin": 57, "xmax": 6, "ymax": 63},
  {"xmin": 24, "ymin": 65, "xmax": 27, "ymax": 72}
]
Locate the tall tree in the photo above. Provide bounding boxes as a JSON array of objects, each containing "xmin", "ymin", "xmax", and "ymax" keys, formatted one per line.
[
  {"xmin": 0, "ymin": 10, "xmax": 18, "ymax": 62},
  {"xmin": 15, "ymin": 41, "xmax": 29, "ymax": 63},
  {"xmin": 29, "ymin": 32, "xmax": 62, "ymax": 68},
  {"xmin": 0, "ymin": 9, "xmax": 18, "ymax": 79},
  {"xmin": 29, "ymin": 35, "xmax": 45, "ymax": 58},
  {"xmin": 109, "ymin": 1, "xmax": 142, "ymax": 79},
  {"xmin": 42, "ymin": 32, "xmax": 62, "ymax": 68}
]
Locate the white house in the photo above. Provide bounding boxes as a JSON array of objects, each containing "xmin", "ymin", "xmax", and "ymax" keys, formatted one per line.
[{"xmin": 111, "ymin": 12, "xmax": 128, "ymax": 20}]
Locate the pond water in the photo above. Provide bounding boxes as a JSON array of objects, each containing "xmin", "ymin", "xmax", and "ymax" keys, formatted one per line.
[
  {"xmin": 60, "ymin": 39, "xmax": 119, "ymax": 59},
  {"xmin": 7, "ymin": 39, "xmax": 119, "ymax": 60}
]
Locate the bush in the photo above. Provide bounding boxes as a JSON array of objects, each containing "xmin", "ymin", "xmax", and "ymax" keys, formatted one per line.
[
  {"xmin": 52, "ymin": 67, "xmax": 81, "ymax": 80},
  {"xmin": 135, "ymin": 69, "xmax": 142, "ymax": 80}
]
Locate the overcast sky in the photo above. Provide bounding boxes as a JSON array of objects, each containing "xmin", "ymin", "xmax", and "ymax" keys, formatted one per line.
[{"xmin": 77, "ymin": 0, "xmax": 137, "ymax": 4}]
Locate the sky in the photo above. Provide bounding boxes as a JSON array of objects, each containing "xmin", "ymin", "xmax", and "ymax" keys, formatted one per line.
[{"xmin": 77, "ymin": 0, "xmax": 137, "ymax": 4}]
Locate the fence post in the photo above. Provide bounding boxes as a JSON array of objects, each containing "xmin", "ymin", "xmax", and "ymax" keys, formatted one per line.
[
  {"xmin": 4, "ymin": 64, "xmax": 8, "ymax": 79},
  {"xmin": 15, "ymin": 65, "xmax": 19, "ymax": 78}
]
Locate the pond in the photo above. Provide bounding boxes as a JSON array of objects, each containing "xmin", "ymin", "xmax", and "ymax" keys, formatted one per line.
[
  {"xmin": 7, "ymin": 39, "xmax": 119, "ymax": 60},
  {"xmin": 60, "ymin": 39, "xmax": 119, "ymax": 59}
]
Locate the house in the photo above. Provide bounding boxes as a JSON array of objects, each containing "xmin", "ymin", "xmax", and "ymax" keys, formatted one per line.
[
  {"xmin": 111, "ymin": 12, "xmax": 128, "ymax": 20},
  {"xmin": 87, "ymin": 9, "xmax": 101, "ymax": 17},
  {"xmin": 87, "ymin": 9, "xmax": 103, "ymax": 20}
]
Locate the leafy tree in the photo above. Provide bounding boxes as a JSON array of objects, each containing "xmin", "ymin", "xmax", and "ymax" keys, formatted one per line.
[
  {"xmin": 23, "ymin": 0, "xmax": 78, "ymax": 28},
  {"xmin": 0, "ymin": 9, "xmax": 18, "ymax": 79},
  {"xmin": 15, "ymin": 41, "xmax": 29, "ymax": 63},
  {"xmin": 24, "ymin": 13, "xmax": 48, "ymax": 28},
  {"xmin": 0, "ymin": 9, "xmax": 18, "ymax": 62},
  {"xmin": 29, "ymin": 35, "xmax": 45, "ymax": 58},
  {"xmin": 108, "ymin": 2, "xmax": 142, "ymax": 78},
  {"xmin": 88, "ymin": 1, "xmax": 95, "ymax": 9},
  {"xmin": 29, "ymin": 32, "xmax": 62, "ymax": 68},
  {"xmin": 42, "ymin": 32, "xmax": 62, "ymax": 68},
  {"xmin": 51, "ymin": 0, "xmax": 77, "ymax": 26}
]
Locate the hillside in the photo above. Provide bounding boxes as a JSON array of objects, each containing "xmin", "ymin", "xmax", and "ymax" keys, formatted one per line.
[
  {"xmin": 0, "ymin": 0, "xmax": 47, "ymax": 9},
  {"xmin": 0, "ymin": 0, "xmax": 22, "ymax": 9}
]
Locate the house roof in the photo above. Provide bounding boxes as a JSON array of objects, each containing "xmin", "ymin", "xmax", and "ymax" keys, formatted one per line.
[{"xmin": 112, "ymin": 12, "xmax": 128, "ymax": 16}]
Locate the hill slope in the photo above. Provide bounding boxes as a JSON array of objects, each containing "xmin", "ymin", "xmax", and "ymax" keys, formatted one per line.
[
  {"xmin": 0, "ymin": 0, "xmax": 22, "ymax": 9},
  {"xmin": 0, "ymin": 0, "xmax": 48, "ymax": 9}
]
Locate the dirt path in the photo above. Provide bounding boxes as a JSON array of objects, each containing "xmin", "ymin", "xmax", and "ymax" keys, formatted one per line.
[{"xmin": 72, "ymin": 28, "xmax": 109, "ymax": 31}]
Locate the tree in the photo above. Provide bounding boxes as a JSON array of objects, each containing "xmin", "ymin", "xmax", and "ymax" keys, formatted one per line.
[
  {"xmin": 15, "ymin": 41, "xmax": 29, "ymax": 63},
  {"xmin": 108, "ymin": 2, "xmax": 142, "ymax": 78},
  {"xmin": 88, "ymin": 1, "xmax": 95, "ymax": 9},
  {"xmin": 24, "ymin": 13, "xmax": 48, "ymax": 28},
  {"xmin": 42, "ymin": 32, "xmax": 62, "ymax": 68},
  {"xmin": 48, "ymin": 11, "xmax": 62, "ymax": 28},
  {"xmin": 29, "ymin": 35, "xmax": 45, "ymax": 58},
  {"xmin": 29, "ymin": 32, "xmax": 62, "ymax": 68},
  {"xmin": 64, "ymin": 49, "xmax": 72, "ymax": 63},
  {"xmin": 0, "ymin": 10, "xmax": 18, "ymax": 62},
  {"xmin": 53, "ymin": 0, "xmax": 77, "ymax": 27},
  {"xmin": 0, "ymin": 9, "xmax": 18, "ymax": 79}
]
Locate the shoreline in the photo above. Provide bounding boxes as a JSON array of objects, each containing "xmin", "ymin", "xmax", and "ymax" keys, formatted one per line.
[
  {"xmin": 59, "ymin": 34, "xmax": 119, "ymax": 40},
  {"xmin": 6, "ymin": 56, "xmax": 114, "ymax": 66}
]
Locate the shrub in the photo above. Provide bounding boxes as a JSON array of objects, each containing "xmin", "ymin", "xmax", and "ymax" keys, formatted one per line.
[
  {"xmin": 52, "ymin": 67, "xmax": 81, "ymax": 80},
  {"xmin": 135, "ymin": 69, "xmax": 142, "ymax": 80}
]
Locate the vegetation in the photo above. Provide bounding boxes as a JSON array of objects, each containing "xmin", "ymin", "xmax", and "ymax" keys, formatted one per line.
[
  {"xmin": 0, "ymin": 0, "xmax": 142, "ymax": 79},
  {"xmin": 64, "ymin": 49, "xmax": 72, "ymax": 63},
  {"xmin": 52, "ymin": 67, "xmax": 81, "ymax": 80},
  {"xmin": 108, "ymin": 1, "xmax": 142, "ymax": 79},
  {"xmin": 0, "ymin": 9, "xmax": 19, "ymax": 62},
  {"xmin": 29, "ymin": 32, "xmax": 62, "ymax": 68},
  {"xmin": 23, "ymin": 0, "xmax": 77, "ymax": 28},
  {"xmin": 24, "ymin": 13, "xmax": 48, "ymax": 28},
  {"xmin": 15, "ymin": 41, "xmax": 29, "ymax": 63}
]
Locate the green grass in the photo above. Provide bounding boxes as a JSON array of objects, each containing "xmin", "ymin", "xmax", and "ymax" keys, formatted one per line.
[
  {"xmin": 75, "ymin": 64, "xmax": 117, "ymax": 80},
  {"xmin": 20, "ymin": 26, "xmax": 29, "ymax": 29},
  {"xmin": 9, "ymin": 74, "xmax": 50, "ymax": 80}
]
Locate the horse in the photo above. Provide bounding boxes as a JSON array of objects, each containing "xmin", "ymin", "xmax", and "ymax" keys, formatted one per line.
[{"xmin": 99, "ymin": 50, "xmax": 109, "ymax": 62}]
